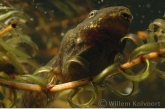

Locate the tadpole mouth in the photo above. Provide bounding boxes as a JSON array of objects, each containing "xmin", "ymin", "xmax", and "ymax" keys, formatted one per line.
[{"xmin": 120, "ymin": 11, "xmax": 133, "ymax": 22}]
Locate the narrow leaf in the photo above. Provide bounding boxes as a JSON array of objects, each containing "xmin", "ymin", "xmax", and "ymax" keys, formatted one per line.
[
  {"xmin": 33, "ymin": 66, "xmax": 53, "ymax": 75},
  {"xmin": 0, "ymin": 11, "xmax": 23, "ymax": 20},
  {"xmin": 155, "ymin": 68, "xmax": 165, "ymax": 79},
  {"xmin": 0, "ymin": 6, "xmax": 13, "ymax": 10},
  {"xmin": 93, "ymin": 63, "xmax": 120, "ymax": 84},
  {"xmin": 6, "ymin": 52, "xmax": 24, "ymax": 74},
  {"xmin": 8, "ymin": 31, "xmax": 38, "ymax": 56},
  {"xmin": 68, "ymin": 83, "xmax": 97, "ymax": 107},
  {"xmin": 120, "ymin": 33, "xmax": 144, "ymax": 47},
  {"xmin": 54, "ymin": 1, "xmax": 74, "ymax": 17},
  {"xmin": 19, "ymin": 59, "xmax": 39, "ymax": 70},
  {"xmin": 147, "ymin": 32, "xmax": 155, "ymax": 43},
  {"xmin": 7, "ymin": 88, "xmax": 17, "ymax": 108},
  {"xmin": 153, "ymin": 19, "xmax": 165, "ymax": 31},
  {"xmin": 129, "ymin": 43, "xmax": 159, "ymax": 61},
  {"xmin": 109, "ymin": 80, "xmax": 138, "ymax": 97},
  {"xmin": 17, "ymin": 33, "xmax": 39, "ymax": 56},
  {"xmin": 65, "ymin": 56, "xmax": 89, "ymax": 73},
  {"xmin": 21, "ymin": 74, "xmax": 47, "ymax": 88},
  {"xmin": 0, "ymin": 38, "xmax": 30, "ymax": 58},
  {"xmin": 118, "ymin": 59, "xmax": 150, "ymax": 82}
]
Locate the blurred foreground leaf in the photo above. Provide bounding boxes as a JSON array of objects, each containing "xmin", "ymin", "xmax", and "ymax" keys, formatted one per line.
[{"xmin": 0, "ymin": 38, "xmax": 30, "ymax": 58}]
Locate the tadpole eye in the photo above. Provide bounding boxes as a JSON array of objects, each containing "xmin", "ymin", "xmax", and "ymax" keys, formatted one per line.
[{"xmin": 88, "ymin": 10, "xmax": 97, "ymax": 18}]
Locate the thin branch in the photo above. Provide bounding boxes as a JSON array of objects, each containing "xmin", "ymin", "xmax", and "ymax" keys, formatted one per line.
[
  {"xmin": 0, "ymin": 21, "xmax": 18, "ymax": 36},
  {"xmin": 120, "ymin": 49, "xmax": 165, "ymax": 69},
  {"xmin": 0, "ymin": 77, "xmax": 89, "ymax": 92},
  {"xmin": 49, "ymin": 78, "xmax": 89, "ymax": 92},
  {"xmin": 0, "ymin": 77, "xmax": 43, "ymax": 92}
]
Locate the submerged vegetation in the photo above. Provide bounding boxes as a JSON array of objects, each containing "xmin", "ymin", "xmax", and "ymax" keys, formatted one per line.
[
  {"xmin": 0, "ymin": 5, "xmax": 39, "ymax": 107},
  {"xmin": 0, "ymin": 0, "xmax": 164, "ymax": 108}
]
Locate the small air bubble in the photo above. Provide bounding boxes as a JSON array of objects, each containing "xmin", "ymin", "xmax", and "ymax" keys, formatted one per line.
[
  {"xmin": 30, "ymin": 18, "xmax": 34, "ymax": 21},
  {"xmin": 146, "ymin": 4, "xmax": 151, "ymax": 8},
  {"xmin": 158, "ymin": 10, "xmax": 161, "ymax": 13},
  {"xmin": 101, "ymin": 0, "xmax": 104, "ymax": 2},
  {"xmin": 60, "ymin": 32, "xmax": 65, "ymax": 36},
  {"xmin": 142, "ymin": 15, "xmax": 145, "ymax": 18},
  {"xmin": 125, "ymin": 87, "xmax": 132, "ymax": 94},
  {"xmin": 44, "ymin": 11, "xmax": 47, "ymax": 14},
  {"xmin": 138, "ymin": 5, "xmax": 141, "ymax": 7}
]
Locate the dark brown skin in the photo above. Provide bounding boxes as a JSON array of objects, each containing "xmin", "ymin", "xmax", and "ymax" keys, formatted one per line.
[
  {"xmin": 21, "ymin": 6, "xmax": 133, "ymax": 107},
  {"xmin": 47, "ymin": 6, "xmax": 133, "ymax": 82}
]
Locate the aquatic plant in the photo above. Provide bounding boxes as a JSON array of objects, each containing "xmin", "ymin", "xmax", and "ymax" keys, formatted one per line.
[
  {"xmin": 0, "ymin": 5, "xmax": 39, "ymax": 107},
  {"xmin": 0, "ymin": 1, "xmax": 165, "ymax": 108}
]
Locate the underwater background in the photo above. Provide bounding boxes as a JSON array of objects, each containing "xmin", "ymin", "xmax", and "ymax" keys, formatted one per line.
[{"xmin": 0, "ymin": 0, "xmax": 165, "ymax": 108}]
